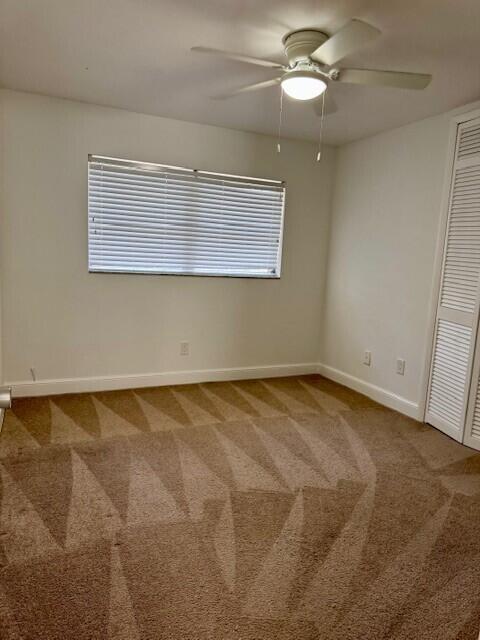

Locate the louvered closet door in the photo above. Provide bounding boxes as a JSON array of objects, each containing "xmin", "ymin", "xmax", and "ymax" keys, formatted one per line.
[
  {"xmin": 426, "ymin": 116, "xmax": 480, "ymax": 443},
  {"xmin": 457, "ymin": 119, "xmax": 480, "ymax": 451}
]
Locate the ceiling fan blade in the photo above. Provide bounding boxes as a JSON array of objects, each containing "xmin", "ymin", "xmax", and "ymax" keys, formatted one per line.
[
  {"xmin": 191, "ymin": 46, "xmax": 284, "ymax": 69},
  {"xmin": 338, "ymin": 68, "xmax": 432, "ymax": 89},
  {"xmin": 311, "ymin": 19, "xmax": 381, "ymax": 65},
  {"xmin": 211, "ymin": 77, "xmax": 282, "ymax": 100},
  {"xmin": 313, "ymin": 93, "xmax": 338, "ymax": 116}
]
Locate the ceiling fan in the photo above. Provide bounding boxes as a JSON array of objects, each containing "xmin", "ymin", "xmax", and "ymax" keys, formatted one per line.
[{"xmin": 192, "ymin": 20, "xmax": 432, "ymax": 110}]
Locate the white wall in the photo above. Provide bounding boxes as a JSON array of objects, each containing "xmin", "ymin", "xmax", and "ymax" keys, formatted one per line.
[
  {"xmin": 0, "ymin": 90, "xmax": 336, "ymax": 390},
  {"xmin": 321, "ymin": 111, "xmax": 456, "ymax": 416},
  {"xmin": 4, "ymin": 88, "xmax": 475, "ymax": 412}
]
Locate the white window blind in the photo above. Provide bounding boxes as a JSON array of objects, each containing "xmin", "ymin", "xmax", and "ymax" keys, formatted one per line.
[{"xmin": 88, "ymin": 155, "xmax": 285, "ymax": 278}]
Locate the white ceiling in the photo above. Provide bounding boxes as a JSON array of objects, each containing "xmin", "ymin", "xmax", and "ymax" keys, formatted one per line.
[{"xmin": 1, "ymin": 0, "xmax": 480, "ymax": 145}]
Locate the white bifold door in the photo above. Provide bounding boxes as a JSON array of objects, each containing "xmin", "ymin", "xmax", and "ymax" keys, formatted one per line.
[{"xmin": 426, "ymin": 115, "xmax": 480, "ymax": 451}]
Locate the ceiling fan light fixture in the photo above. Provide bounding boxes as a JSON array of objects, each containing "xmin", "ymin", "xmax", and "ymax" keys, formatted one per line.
[{"xmin": 281, "ymin": 70, "xmax": 327, "ymax": 101}]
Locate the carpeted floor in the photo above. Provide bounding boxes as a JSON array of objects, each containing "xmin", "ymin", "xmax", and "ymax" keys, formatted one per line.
[{"xmin": 0, "ymin": 374, "xmax": 479, "ymax": 639}]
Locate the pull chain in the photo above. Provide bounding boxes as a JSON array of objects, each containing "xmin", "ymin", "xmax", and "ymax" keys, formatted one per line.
[
  {"xmin": 277, "ymin": 85, "xmax": 284, "ymax": 153},
  {"xmin": 316, "ymin": 90, "xmax": 326, "ymax": 162}
]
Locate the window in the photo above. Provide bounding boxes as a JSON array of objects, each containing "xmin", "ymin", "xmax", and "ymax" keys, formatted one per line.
[{"xmin": 88, "ymin": 155, "xmax": 285, "ymax": 278}]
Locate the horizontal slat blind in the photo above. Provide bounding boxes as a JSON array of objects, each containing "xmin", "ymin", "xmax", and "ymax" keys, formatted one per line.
[
  {"xmin": 88, "ymin": 156, "xmax": 285, "ymax": 277},
  {"xmin": 427, "ymin": 319, "xmax": 472, "ymax": 430}
]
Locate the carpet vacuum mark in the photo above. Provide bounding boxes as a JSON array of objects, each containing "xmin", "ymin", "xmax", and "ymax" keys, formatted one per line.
[{"xmin": 0, "ymin": 375, "xmax": 479, "ymax": 639}]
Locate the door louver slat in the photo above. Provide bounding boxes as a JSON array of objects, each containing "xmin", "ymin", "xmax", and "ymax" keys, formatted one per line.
[
  {"xmin": 472, "ymin": 397, "xmax": 480, "ymax": 438},
  {"xmin": 457, "ymin": 122, "xmax": 480, "ymax": 159},
  {"xmin": 426, "ymin": 116, "xmax": 480, "ymax": 446},
  {"xmin": 427, "ymin": 319, "xmax": 472, "ymax": 430},
  {"xmin": 439, "ymin": 163, "xmax": 480, "ymax": 313}
]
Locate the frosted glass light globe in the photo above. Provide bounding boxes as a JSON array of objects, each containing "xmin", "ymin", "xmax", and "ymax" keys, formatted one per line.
[{"xmin": 281, "ymin": 71, "xmax": 327, "ymax": 101}]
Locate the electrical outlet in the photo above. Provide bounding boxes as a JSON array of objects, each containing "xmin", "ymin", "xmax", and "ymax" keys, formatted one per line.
[
  {"xmin": 363, "ymin": 350, "xmax": 371, "ymax": 366},
  {"xmin": 396, "ymin": 358, "xmax": 405, "ymax": 376},
  {"xmin": 180, "ymin": 341, "xmax": 189, "ymax": 356}
]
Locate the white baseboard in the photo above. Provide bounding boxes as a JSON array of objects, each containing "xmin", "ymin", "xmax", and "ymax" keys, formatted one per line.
[
  {"xmin": 7, "ymin": 361, "xmax": 422, "ymax": 422},
  {"xmin": 317, "ymin": 363, "xmax": 422, "ymax": 421},
  {"xmin": 8, "ymin": 362, "xmax": 319, "ymax": 398}
]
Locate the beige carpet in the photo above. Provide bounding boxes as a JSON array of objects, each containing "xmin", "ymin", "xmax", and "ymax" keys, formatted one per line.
[{"xmin": 0, "ymin": 374, "xmax": 479, "ymax": 639}]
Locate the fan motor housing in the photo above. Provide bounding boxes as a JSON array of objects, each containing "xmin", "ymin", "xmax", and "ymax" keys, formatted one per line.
[{"xmin": 282, "ymin": 29, "xmax": 328, "ymax": 65}]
